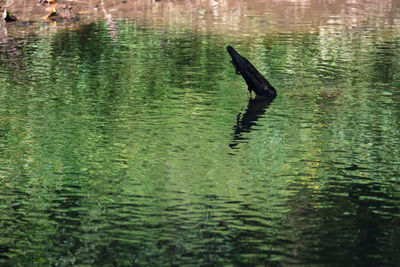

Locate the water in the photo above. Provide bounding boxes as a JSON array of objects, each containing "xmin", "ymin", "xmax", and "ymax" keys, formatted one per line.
[{"xmin": 1, "ymin": 1, "xmax": 400, "ymax": 265}]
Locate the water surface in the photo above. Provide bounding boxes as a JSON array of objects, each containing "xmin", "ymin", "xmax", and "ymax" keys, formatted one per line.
[{"xmin": 1, "ymin": 1, "xmax": 400, "ymax": 265}]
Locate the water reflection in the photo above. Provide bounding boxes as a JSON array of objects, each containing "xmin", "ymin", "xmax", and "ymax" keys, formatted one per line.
[
  {"xmin": 1, "ymin": 1, "xmax": 400, "ymax": 265},
  {"xmin": 283, "ymin": 170, "xmax": 400, "ymax": 264},
  {"xmin": 99, "ymin": 0, "xmax": 400, "ymax": 36},
  {"xmin": 229, "ymin": 96, "xmax": 275, "ymax": 149}
]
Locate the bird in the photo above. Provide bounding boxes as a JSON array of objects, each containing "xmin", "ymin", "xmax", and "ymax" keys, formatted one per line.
[{"xmin": 226, "ymin": 45, "xmax": 276, "ymax": 99}]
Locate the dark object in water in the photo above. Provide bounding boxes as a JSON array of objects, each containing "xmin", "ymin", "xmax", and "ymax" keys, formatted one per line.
[
  {"xmin": 226, "ymin": 46, "xmax": 277, "ymax": 150},
  {"xmin": 3, "ymin": 10, "xmax": 17, "ymax": 22},
  {"xmin": 226, "ymin": 45, "xmax": 276, "ymax": 99}
]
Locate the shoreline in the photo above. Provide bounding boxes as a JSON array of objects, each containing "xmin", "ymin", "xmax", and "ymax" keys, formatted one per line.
[{"xmin": 1, "ymin": 0, "xmax": 399, "ymax": 39}]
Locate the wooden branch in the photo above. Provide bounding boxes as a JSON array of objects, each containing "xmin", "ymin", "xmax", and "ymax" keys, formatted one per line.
[{"xmin": 226, "ymin": 45, "xmax": 276, "ymax": 99}]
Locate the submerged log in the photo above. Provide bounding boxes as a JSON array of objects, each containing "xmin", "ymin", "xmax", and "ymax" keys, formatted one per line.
[{"xmin": 226, "ymin": 45, "xmax": 276, "ymax": 99}]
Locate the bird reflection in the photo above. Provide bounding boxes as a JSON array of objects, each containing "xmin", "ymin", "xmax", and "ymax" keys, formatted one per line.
[{"xmin": 229, "ymin": 96, "xmax": 275, "ymax": 149}]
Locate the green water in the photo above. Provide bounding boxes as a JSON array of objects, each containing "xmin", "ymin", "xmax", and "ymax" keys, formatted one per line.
[{"xmin": 0, "ymin": 19, "xmax": 400, "ymax": 265}]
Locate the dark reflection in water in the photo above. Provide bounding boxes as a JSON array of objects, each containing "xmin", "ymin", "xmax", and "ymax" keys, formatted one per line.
[
  {"xmin": 47, "ymin": 180, "xmax": 83, "ymax": 265},
  {"xmin": 1, "ymin": 3, "xmax": 400, "ymax": 265},
  {"xmin": 230, "ymin": 97, "xmax": 275, "ymax": 149},
  {"xmin": 284, "ymin": 173, "xmax": 400, "ymax": 265}
]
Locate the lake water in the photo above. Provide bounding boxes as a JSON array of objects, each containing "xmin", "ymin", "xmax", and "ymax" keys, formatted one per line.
[{"xmin": 1, "ymin": 0, "xmax": 400, "ymax": 265}]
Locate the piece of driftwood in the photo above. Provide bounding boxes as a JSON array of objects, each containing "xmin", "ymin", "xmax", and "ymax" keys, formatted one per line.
[{"xmin": 226, "ymin": 45, "xmax": 276, "ymax": 99}]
